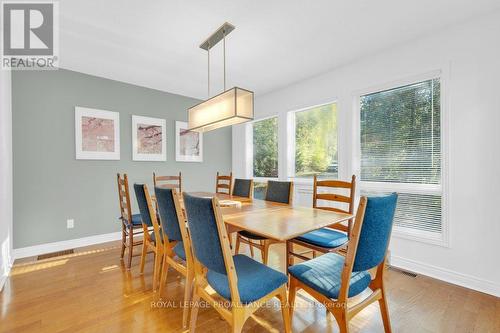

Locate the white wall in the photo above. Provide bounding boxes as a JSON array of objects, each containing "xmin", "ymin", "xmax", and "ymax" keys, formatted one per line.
[
  {"xmin": 0, "ymin": 69, "xmax": 13, "ymax": 291},
  {"xmin": 233, "ymin": 11, "xmax": 500, "ymax": 296}
]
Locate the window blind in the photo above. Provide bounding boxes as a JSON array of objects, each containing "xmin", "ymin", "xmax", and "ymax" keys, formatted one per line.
[{"xmin": 359, "ymin": 78, "xmax": 443, "ymax": 236}]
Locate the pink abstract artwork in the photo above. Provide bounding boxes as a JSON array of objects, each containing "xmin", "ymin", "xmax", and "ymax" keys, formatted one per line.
[
  {"xmin": 81, "ymin": 116, "xmax": 115, "ymax": 152},
  {"xmin": 180, "ymin": 129, "xmax": 200, "ymax": 156},
  {"xmin": 137, "ymin": 124, "xmax": 162, "ymax": 154}
]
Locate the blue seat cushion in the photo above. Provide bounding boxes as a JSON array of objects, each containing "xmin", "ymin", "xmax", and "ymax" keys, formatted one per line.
[
  {"xmin": 120, "ymin": 214, "xmax": 143, "ymax": 227},
  {"xmin": 173, "ymin": 242, "xmax": 186, "ymax": 261},
  {"xmin": 238, "ymin": 230, "xmax": 268, "ymax": 240},
  {"xmin": 295, "ymin": 228, "xmax": 348, "ymax": 248},
  {"xmin": 207, "ymin": 254, "xmax": 287, "ymax": 304},
  {"xmin": 288, "ymin": 253, "xmax": 371, "ymax": 299}
]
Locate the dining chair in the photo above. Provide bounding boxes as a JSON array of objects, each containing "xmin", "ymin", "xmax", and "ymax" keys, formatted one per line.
[
  {"xmin": 153, "ymin": 171, "xmax": 182, "ymax": 192},
  {"xmin": 287, "ymin": 175, "xmax": 356, "ymax": 266},
  {"xmin": 235, "ymin": 180, "xmax": 293, "ymax": 265},
  {"xmin": 134, "ymin": 183, "xmax": 163, "ymax": 291},
  {"xmin": 155, "ymin": 187, "xmax": 194, "ymax": 328},
  {"xmin": 216, "ymin": 171, "xmax": 233, "ymax": 194},
  {"xmin": 183, "ymin": 193, "xmax": 291, "ymax": 333},
  {"xmin": 231, "ymin": 178, "xmax": 254, "ymax": 199},
  {"xmin": 117, "ymin": 173, "xmax": 143, "ymax": 269},
  {"xmin": 288, "ymin": 193, "xmax": 398, "ymax": 333}
]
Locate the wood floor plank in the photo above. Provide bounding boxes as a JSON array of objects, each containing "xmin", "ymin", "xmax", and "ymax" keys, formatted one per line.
[{"xmin": 1, "ymin": 241, "xmax": 498, "ymax": 332}]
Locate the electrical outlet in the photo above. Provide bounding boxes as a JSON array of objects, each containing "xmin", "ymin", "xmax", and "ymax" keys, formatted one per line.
[{"xmin": 67, "ymin": 219, "xmax": 74, "ymax": 229}]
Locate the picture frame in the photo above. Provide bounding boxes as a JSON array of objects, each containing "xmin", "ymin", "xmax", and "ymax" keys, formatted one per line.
[
  {"xmin": 132, "ymin": 115, "xmax": 167, "ymax": 161},
  {"xmin": 75, "ymin": 106, "xmax": 120, "ymax": 160},
  {"xmin": 175, "ymin": 121, "xmax": 203, "ymax": 162}
]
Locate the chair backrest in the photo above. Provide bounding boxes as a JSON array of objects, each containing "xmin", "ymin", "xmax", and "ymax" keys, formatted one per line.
[
  {"xmin": 216, "ymin": 172, "xmax": 233, "ymax": 194},
  {"xmin": 232, "ymin": 178, "xmax": 253, "ymax": 198},
  {"xmin": 117, "ymin": 173, "xmax": 132, "ymax": 224},
  {"xmin": 352, "ymin": 193, "xmax": 398, "ymax": 272},
  {"xmin": 134, "ymin": 183, "xmax": 162, "ymax": 244},
  {"xmin": 153, "ymin": 172, "xmax": 182, "ymax": 192},
  {"xmin": 313, "ymin": 175, "xmax": 356, "ymax": 235},
  {"xmin": 154, "ymin": 187, "xmax": 183, "ymax": 242},
  {"xmin": 183, "ymin": 194, "xmax": 228, "ymax": 274},
  {"xmin": 265, "ymin": 180, "xmax": 293, "ymax": 204},
  {"xmin": 133, "ymin": 183, "xmax": 154, "ymax": 227}
]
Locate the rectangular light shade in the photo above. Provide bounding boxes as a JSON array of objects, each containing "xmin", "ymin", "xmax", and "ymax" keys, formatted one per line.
[{"xmin": 188, "ymin": 87, "xmax": 254, "ymax": 132}]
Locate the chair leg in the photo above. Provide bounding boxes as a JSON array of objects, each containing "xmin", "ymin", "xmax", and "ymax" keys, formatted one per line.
[
  {"xmin": 153, "ymin": 251, "xmax": 162, "ymax": 291},
  {"xmin": 120, "ymin": 225, "xmax": 126, "ymax": 259},
  {"xmin": 332, "ymin": 309, "xmax": 349, "ymax": 333},
  {"xmin": 379, "ymin": 291, "xmax": 392, "ymax": 333},
  {"xmin": 182, "ymin": 269, "xmax": 194, "ymax": 328},
  {"xmin": 261, "ymin": 241, "xmax": 269, "ymax": 265},
  {"xmin": 235, "ymin": 235, "xmax": 241, "ymax": 254},
  {"xmin": 288, "ymin": 277, "xmax": 298, "ymax": 318},
  {"xmin": 139, "ymin": 239, "xmax": 147, "ymax": 274},
  {"xmin": 189, "ymin": 287, "xmax": 201, "ymax": 333},
  {"xmin": 277, "ymin": 287, "xmax": 291, "ymax": 333},
  {"xmin": 249, "ymin": 240, "xmax": 255, "ymax": 257},
  {"xmin": 286, "ymin": 241, "xmax": 293, "ymax": 267},
  {"xmin": 127, "ymin": 227, "xmax": 134, "ymax": 269},
  {"xmin": 158, "ymin": 254, "xmax": 170, "ymax": 297},
  {"xmin": 232, "ymin": 307, "xmax": 246, "ymax": 333}
]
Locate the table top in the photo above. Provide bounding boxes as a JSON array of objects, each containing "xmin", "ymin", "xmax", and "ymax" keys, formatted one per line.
[{"xmin": 186, "ymin": 192, "xmax": 353, "ymax": 242}]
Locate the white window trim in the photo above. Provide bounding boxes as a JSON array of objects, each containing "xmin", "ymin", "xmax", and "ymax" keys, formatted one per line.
[{"xmin": 352, "ymin": 69, "xmax": 450, "ymax": 247}]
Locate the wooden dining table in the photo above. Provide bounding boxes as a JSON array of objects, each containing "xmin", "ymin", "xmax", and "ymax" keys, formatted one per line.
[{"xmin": 186, "ymin": 192, "xmax": 354, "ymax": 242}]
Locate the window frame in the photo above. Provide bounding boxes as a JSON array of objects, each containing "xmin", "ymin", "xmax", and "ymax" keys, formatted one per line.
[
  {"xmin": 286, "ymin": 100, "xmax": 340, "ymax": 184},
  {"xmin": 353, "ymin": 70, "xmax": 450, "ymax": 247}
]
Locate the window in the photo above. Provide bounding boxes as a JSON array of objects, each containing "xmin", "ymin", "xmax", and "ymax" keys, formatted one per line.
[
  {"xmin": 293, "ymin": 103, "xmax": 338, "ymax": 178},
  {"xmin": 359, "ymin": 78, "xmax": 443, "ymax": 239},
  {"xmin": 253, "ymin": 117, "xmax": 278, "ymax": 178}
]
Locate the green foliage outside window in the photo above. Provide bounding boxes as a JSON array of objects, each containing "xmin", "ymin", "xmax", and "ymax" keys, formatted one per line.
[
  {"xmin": 253, "ymin": 117, "xmax": 278, "ymax": 177},
  {"xmin": 295, "ymin": 104, "xmax": 338, "ymax": 178}
]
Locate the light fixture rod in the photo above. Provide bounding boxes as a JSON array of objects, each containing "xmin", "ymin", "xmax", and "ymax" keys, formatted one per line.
[
  {"xmin": 223, "ymin": 29, "xmax": 226, "ymax": 90},
  {"xmin": 207, "ymin": 44, "xmax": 210, "ymax": 97}
]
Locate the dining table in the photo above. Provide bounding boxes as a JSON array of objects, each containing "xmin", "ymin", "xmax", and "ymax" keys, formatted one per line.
[{"xmin": 185, "ymin": 192, "xmax": 353, "ymax": 270}]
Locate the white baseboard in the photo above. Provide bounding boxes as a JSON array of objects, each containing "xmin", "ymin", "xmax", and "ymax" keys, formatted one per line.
[
  {"xmin": 13, "ymin": 231, "xmax": 122, "ymax": 260},
  {"xmin": 390, "ymin": 255, "xmax": 500, "ymax": 297},
  {"xmin": 0, "ymin": 256, "xmax": 14, "ymax": 292}
]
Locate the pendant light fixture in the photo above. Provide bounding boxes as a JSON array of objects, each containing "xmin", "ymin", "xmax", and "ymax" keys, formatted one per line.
[{"xmin": 188, "ymin": 22, "xmax": 254, "ymax": 132}]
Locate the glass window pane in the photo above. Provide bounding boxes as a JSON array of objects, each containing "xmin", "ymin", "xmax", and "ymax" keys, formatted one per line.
[
  {"xmin": 295, "ymin": 103, "xmax": 338, "ymax": 178},
  {"xmin": 360, "ymin": 78, "xmax": 441, "ymax": 184},
  {"xmin": 253, "ymin": 117, "xmax": 278, "ymax": 178}
]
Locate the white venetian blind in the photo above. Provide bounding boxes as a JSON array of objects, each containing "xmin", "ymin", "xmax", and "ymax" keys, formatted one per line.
[{"xmin": 359, "ymin": 78, "xmax": 443, "ymax": 235}]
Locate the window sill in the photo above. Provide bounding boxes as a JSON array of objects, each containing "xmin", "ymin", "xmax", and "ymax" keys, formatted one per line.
[{"xmin": 392, "ymin": 226, "xmax": 449, "ymax": 248}]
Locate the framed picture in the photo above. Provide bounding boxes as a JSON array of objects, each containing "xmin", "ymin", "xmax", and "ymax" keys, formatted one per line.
[
  {"xmin": 132, "ymin": 115, "xmax": 166, "ymax": 161},
  {"xmin": 176, "ymin": 121, "xmax": 203, "ymax": 162},
  {"xmin": 75, "ymin": 107, "xmax": 120, "ymax": 160}
]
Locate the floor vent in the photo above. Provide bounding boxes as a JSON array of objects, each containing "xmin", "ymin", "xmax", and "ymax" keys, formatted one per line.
[
  {"xmin": 37, "ymin": 249, "xmax": 74, "ymax": 260},
  {"xmin": 389, "ymin": 266, "xmax": 418, "ymax": 278}
]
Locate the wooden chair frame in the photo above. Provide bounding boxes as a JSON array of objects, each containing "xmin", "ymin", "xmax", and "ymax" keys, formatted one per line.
[
  {"xmin": 188, "ymin": 197, "xmax": 291, "ymax": 333},
  {"xmin": 117, "ymin": 174, "xmax": 143, "ymax": 269},
  {"xmin": 153, "ymin": 171, "xmax": 182, "ymax": 192},
  {"xmin": 288, "ymin": 197, "xmax": 393, "ymax": 333},
  {"xmin": 287, "ymin": 175, "xmax": 356, "ymax": 266},
  {"xmin": 138, "ymin": 184, "xmax": 164, "ymax": 291},
  {"xmin": 235, "ymin": 181, "xmax": 294, "ymax": 265},
  {"xmin": 216, "ymin": 171, "xmax": 233, "ymax": 195},
  {"xmin": 157, "ymin": 188, "xmax": 195, "ymax": 328}
]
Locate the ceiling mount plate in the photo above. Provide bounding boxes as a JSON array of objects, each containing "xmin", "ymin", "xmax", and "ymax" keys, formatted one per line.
[{"xmin": 199, "ymin": 22, "xmax": 235, "ymax": 51}]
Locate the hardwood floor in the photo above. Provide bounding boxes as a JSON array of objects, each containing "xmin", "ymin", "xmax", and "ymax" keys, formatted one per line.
[{"xmin": 1, "ymin": 241, "xmax": 499, "ymax": 333}]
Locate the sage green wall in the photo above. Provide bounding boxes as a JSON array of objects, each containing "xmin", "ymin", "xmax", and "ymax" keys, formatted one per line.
[{"xmin": 12, "ymin": 69, "xmax": 232, "ymax": 248}]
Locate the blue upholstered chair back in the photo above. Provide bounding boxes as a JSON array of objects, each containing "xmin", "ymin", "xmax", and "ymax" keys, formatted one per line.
[
  {"xmin": 232, "ymin": 179, "xmax": 252, "ymax": 198},
  {"xmin": 154, "ymin": 187, "xmax": 183, "ymax": 242},
  {"xmin": 265, "ymin": 181, "xmax": 292, "ymax": 204},
  {"xmin": 183, "ymin": 193, "xmax": 227, "ymax": 274},
  {"xmin": 134, "ymin": 184, "xmax": 153, "ymax": 227},
  {"xmin": 352, "ymin": 193, "xmax": 398, "ymax": 272}
]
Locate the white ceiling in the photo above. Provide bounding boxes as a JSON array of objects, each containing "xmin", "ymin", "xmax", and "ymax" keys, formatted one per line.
[{"xmin": 59, "ymin": 0, "xmax": 500, "ymax": 99}]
